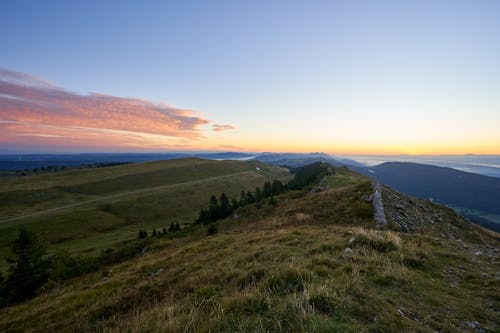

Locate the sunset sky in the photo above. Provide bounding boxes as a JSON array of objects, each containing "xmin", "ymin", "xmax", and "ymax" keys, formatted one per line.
[{"xmin": 1, "ymin": 1, "xmax": 499, "ymax": 154}]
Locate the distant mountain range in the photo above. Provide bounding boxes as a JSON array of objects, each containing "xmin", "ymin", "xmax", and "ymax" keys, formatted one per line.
[
  {"xmin": 368, "ymin": 162, "xmax": 500, "ymax": 231},
  {"xmin": 370, "ymin": 162, "xmax": 500, "ymax": 213},
  {"xmin": 249, "ymin": 154, "xmax": 500, "ymax": 231}
]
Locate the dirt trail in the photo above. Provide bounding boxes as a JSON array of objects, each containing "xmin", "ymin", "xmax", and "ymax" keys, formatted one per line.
[{"xmin": 0, "ymin": 171, "xmax": 253, "ymax": 224}]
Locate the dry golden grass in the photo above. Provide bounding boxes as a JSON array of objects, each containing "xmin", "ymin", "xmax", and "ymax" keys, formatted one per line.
[{"xmin": 0, "ymin": 171, "xmax": 498, "ymax": 333}]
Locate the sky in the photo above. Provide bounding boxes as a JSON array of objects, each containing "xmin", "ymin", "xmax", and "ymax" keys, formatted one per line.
[{"xmin": 1, "ymin": 0, "xmax": 499, "ymax": 154}]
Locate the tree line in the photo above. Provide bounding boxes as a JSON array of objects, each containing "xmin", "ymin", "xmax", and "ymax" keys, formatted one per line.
[
  {"xmin": 194, "ymin": 162, "xmax": 333, "ymax": 226},
  {"xmin": 194, "ymin": 179, "xmax": 287, "ymax": 225},
  {"xmin": 138, "ymin": 221, "xmax": 181, "ymax": 239}
]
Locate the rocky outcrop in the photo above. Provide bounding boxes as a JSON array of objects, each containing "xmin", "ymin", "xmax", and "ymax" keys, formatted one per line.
[{"xmin": 372, "ymin": 180, "xmax": 387, "ymax": 228}]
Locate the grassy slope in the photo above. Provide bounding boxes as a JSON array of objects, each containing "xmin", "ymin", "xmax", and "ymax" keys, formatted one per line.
[
  {"xmin": 1, "ymin": 168, "xmax": 498, "ymax": 332},
  {"xmin": 0, "ymin": 158, "xmax": 290, "ymax": 267}
]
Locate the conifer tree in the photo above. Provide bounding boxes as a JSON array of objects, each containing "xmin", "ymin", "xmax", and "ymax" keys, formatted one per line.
[
  {"xmin": 208, "ymin": 194, "xmax": 220, "ymax": 221},
  {"xmin": 246, "ymin": 191, "xmax": 255, "ymax": 203},
  {"xmin": 138, "ymin": 230, "xmax": 148, "ymax": 239},
  {"xmin": 239, "ymin": 191, "xmax": 247, "ymax": 206},
  {"xmin": 5, "ymin": 227, "xmax": 49, "ymax": 302},
  {"xmin": 219, "ymin": 192, "xmax": 231, "ymax": 218},
  {"xmin": 231, "ymin": 198, "xmax": 239, "ymax": 211},
  {"xmin": 255, "ymin": 187, "xmax": 262, "ymax": 201}
]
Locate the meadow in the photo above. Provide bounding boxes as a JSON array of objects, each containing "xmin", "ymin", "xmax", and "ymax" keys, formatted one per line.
[
  {"xmin": 1, "ymin": 164, "xmax": 497, "ymax": 332},
  {"xmin": 0, "ymin": 158, "xmax": 290, "ymax": 269}
]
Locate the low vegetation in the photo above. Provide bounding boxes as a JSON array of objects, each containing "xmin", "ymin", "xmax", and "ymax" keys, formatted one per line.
[
  {"xmin": 0, "ymin": 162, "xmax": 497, "ymax": 332},
  {"xmin": 0, "ymin": 158, "xmax": 290, "ymax": 269}
]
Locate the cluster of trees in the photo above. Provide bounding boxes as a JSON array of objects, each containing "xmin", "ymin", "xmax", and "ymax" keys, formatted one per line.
[
  {"xmin": 288, "ymin": 162, "xmax": 334, "ymax": 189},
  {"xmin": 195, "ymin": 164, "xmax": 333, "ymax": 227},
  {"xmin": 139, "ymin": 222, "xmax": 181, "ymax": 239},
  {"xmin": 0, "ymin": 227, "xmax": 149, "ymax": 307},
  {"xmin": 195, "ymin": 179, "xmax": 287, "ymax": 225},
  {"xmin": 15, "ymin": 162, "xmax": 127, "ymax": 176}
]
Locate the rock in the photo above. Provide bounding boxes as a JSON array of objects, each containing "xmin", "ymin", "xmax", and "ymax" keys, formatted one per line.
[
  {"xmin": 473, "ymin": 250, "xmax": 483, "ymax": 256},
  {"xmin": 361, "ymin": 194, "xmax": 373, "ymax": 203},
  {"xmin": 344, "ymin": 247, "xmax": 353, "ymax": 254},
  {"xmin": 461, "ymin": 321, "xmax": 487, "ymax": 333}
]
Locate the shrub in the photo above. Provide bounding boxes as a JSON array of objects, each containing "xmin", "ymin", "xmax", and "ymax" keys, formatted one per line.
[
  {"xmin": 351, "ymin": 201, "xmax": 374, "ymax": 219},
  {"xmin": 207, "ymin": 224, "xmax": 218, "ymax": 235}
]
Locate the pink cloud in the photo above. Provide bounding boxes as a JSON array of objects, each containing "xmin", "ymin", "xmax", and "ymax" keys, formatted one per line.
[
  {"xmin": 0, "ymin": 69, "xmax": 221, "ymax": 151},
  {"xmin": 212, "ymin": 124, "xmax": 236, "ymax": 132}
]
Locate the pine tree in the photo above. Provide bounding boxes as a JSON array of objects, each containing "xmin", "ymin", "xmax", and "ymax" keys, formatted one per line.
[
  {"xmin": 219, "ymin": 193, "xmax": 231, "ymax": 218},
  {"xmin": 162, "ymin": 227, "xmax": 167, "ymax": 235},
  {"xmin": 208, "ymin": 194, "xmax": 219, "ymax": 221},
  {"xmin": 138, "ymin": 230, "xmax": 148, "ymax": 239},
  {"xmin": 239, "ymin": 191, "xmax": 247, "ymax": 206},
  {"xmin": 246, "ymin": 191, "xmax": 255, "ymax": 203},
  {"xmin": 271, "ymin": 179, "xmax": 284, "ymax": 195},
  {"xmin": 196, "ymin": 209, "xmax": 208, "ymax": 225},
  {"xmin": 231, "ymin": 198, "xmax": 239, "ymax": 211},
  {"xmin": 5, "ymin": 227, "xmax": 49, "ymax": 302},
  {"xmin": 152, "ymin": 228, "xmax": 158, "ymax": 238},
  {"xmin": 255, "ymin": 187, "xmax": 262, "ymax": 201},
  {"xmin": 263, "ymin": 181, "xmax": 272, "ymax": 197},
  {"xmin": 168, "ymin": 222, "xmax": 175, "ymax": 232},
  {"xmin": 175, "ymin": 221, "xmax": 181, "ymax": 231}
]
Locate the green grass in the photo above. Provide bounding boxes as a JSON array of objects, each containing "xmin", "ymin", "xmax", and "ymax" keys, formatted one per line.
[
  {"xmin": 324, "ymin": 167, "xmax": 366, "ymax": 189},
  {"xmin": 0, "ymin": 158, "xmax": 290, "ymax": 269},
  {"xmin": 0, "ymin": 164, "xmax": 498, "ymax": 332}
]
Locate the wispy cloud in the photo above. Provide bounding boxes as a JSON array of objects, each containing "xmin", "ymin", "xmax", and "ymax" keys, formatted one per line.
[
  {"xmin": 0, "ymin": 68, "xmax": 229, "ymax": 151},
  {"xmin": 212, "ymin": 124, "xmax": 235, "ymax": 132}
]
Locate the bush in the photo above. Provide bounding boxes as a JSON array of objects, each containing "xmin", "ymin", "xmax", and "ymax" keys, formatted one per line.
[
  {"xmin": 207, "ymin": 224, "xmax": 218, "ymax": 235},
  {"xmin": 100, "ymin": 239, "xmax": 149, "ymax": 265},
  {"xmin": 49, "ymin": 250, "xmax": 99, "ymax": 281},
  {"xmin": 351, "ymin": 201, "xmax": 374, "ymax": 219}
]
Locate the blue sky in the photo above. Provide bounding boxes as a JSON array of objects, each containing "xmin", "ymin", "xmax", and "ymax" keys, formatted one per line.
[{"xmin": 1, "ymin": 0, "xmax": 499, "ymax": 153}]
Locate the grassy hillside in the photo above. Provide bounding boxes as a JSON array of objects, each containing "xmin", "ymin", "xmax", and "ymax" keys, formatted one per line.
[
  {"xmin": 0, "ymin": 158, "xmax": 290, "ymax": 268},
  {"xmin": 1, "ymin": 167, "xmax": 497, "ymax": 332}
]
